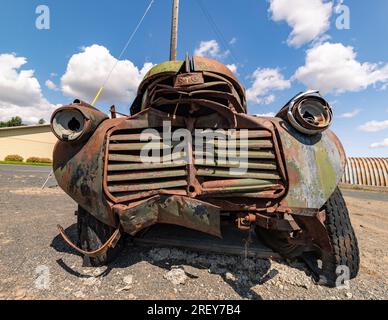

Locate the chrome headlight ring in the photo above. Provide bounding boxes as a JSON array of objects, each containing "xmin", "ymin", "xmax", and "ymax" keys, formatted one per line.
[
  {"xmin": 286, "ymin": 90, "xmax": 333, "ymax": 135},
  {"xmin": 52, "ymin": 108, "xmax": 86, "ymax": 142}
]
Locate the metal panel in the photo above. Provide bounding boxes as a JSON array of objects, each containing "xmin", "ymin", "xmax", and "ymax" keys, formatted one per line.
[{"xmin": 276, "ymin": 120, "xmax": 346, "ymax": 209}]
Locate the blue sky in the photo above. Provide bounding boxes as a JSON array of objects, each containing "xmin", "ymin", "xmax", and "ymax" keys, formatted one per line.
[{"xmin": 0, "ymin": 0, "xmax": 387, "ymax": 157}]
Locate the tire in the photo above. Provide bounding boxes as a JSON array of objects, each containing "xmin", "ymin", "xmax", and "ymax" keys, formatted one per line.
[
  {"xmin": 320, "ymin": 187, "xmax": 360, "ymax": 285},
  {"xmin": 77, "ymin": 206, "xmax": 124, "ymax": 267},
  {"xmin": 256, "ymin": 188, "xmax": 360, "ymax": 286}
]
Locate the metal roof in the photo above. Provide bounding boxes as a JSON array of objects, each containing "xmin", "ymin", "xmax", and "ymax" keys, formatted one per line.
[{"xmin": 342, "ymin": 157, "xmax": 388, "ymax": 187}]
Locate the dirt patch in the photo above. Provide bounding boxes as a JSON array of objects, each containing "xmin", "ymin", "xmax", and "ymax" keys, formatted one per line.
[
  {"xmin": 344, "ymin": 195, "xmax": 388, "ymax": 286},
  {"xmin": 340, "ymin": 183, "xmax": 388, "ymax": 194}
]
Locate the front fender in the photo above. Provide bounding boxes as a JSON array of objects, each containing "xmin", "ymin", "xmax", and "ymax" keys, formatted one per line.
[
  {"xmin": 274, "ymin": 119, "xmax": 346, "ymax": 209},
  {"xmin": 53, "ymin": 118, "xmax": 125, "ymax": 227}
]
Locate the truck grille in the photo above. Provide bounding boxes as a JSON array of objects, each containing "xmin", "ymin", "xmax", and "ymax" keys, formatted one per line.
[{"xmin": 105, "ymin": 128, "xmax": 284, "ymax": 203}]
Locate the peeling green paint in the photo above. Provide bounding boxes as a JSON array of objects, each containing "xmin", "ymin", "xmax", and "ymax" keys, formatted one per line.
[
  {"xmin": 315, "ymin": 143, "xmax": 337, "ymax": 197},
  {"xmin": 143, "ymin": 61, "xmax": 184, "ymax": 80},
  {"xmin": 275, "ymin": 119, "xmax": 345, "ymax": 209}
]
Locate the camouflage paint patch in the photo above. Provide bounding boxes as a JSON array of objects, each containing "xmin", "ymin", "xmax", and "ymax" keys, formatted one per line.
[{"xmin": 277, "ymin": 121, "xmax": 345, "ymax": 209}]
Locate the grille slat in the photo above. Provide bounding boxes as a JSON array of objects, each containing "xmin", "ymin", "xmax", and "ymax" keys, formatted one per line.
[
  {"xmin": 110, "ymin": 133, "xmax": 162, "ymax": 141},
  {"xmin": 108, "ymin": 169, "xmax": 187, "ymax": 182},
  {"xmin": 203, "ymin": 190, "xmax": 282, "ymax": 198},
  {"xmin": 108, "ymin": 180, "xmax": 188, "ymax": 193},
  {"xmin": 109, "ymin": 142, "xmax": 179, "ymax": 151},
  {"xmin": 194, "ymin": 159, "xmax": 277, "ymax": 170},
  {"xmin": 204, "ymin": 139, "xmax": 274, "ymax": 149},
  {"xmin": 236, "ymin": 131, "xmax": 271, "ymax": 139},
  {"xmin": 197, "ymin": 168, "xmax": 281, "ymax": 180},
  {"xmin": 108, "ymin": 153, "xmax": 186, "ymax": 163},
  {"xmin": 194, "ymin": 150, "xmax": 276, "ymax": 159},
  {"xmin": 195, "ymin": 130, "xmax": 272, "ymax": 139},
  {"xmin": 202, "ymin": 178, "xmax": 278, "ymax": 189},
  {"xmin": 108, "ymin": 162, "xmax": 187, "ymax": 171},
  {"xmin": 202, "ymin": 179, "xmax": 281, "ymax": 194},
  {"xmin": 114, "ymin": 189, "xmax": 188, "ymax": 203}
]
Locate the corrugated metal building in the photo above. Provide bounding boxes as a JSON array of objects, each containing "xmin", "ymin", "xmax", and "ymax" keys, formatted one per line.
[{"xmin": 342, "ymin": 157, "xmax": 388, "ymax": 187}]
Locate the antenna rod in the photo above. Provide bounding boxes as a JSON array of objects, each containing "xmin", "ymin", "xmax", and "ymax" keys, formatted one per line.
[{"xmin": 170, "ymin": 0, "xmax": 179, "ymax": 61}]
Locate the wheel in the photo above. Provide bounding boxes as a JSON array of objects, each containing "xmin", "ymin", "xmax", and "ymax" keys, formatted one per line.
[
  {"xmin": 256, "ymin": 188, "xmax": 360, "ymax": 286},
  {"xmin": 77, "ymin": 206, "xmax": 124, "ymax": 267},
  {"xmin": 319, "ymin": 187, "xmax": 360, "ymax": 285}
]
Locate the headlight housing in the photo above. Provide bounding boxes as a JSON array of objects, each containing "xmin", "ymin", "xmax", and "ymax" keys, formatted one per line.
[
  {"xmin": 279, "ymin": 90, "xmax": 333, "ymax": 135},
  {"xmin": 52, "ymin": 108, "xmax": 86, "ymax": 141},
  {"xmin": 51, "ymin": 100, "xmax": 109, "ymax": 142}
]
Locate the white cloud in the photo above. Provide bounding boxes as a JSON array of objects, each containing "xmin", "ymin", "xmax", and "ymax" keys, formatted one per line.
[
  {"xmin": 229, "ymin": 37, "xmax": 237, "ymax": 45},
  {"xmin": 61, "ymin": 44, "xmax": 154, "ymax": 104},
  {"xmin": 294, "ymin": 42, "xmax": 388, "ymax": 94},
  {"xmin": 246, "ymin": 68, "xmax": 291, "ymax": 105},
  {"xmin": 45, "ymin": 79, "xmax": 59, "ymax": 91},
  {"xmin": 370, "ymin": 138, "xmax": 388, "ymax": 149},
  {"xmin": 0, "ymin": 53, "xmax": 57, "ymax": 124},
  {"xmin": 194, "ymin": 40, "xmax": 229, "ymax": 59},
  {"xmin": 269, "ymin": 0, "xmax": 333, "ymax": 47},
  {"xmin": 338, "ymin": 109, "xmax": 361, "ymax": 119},
  {"xmin": 359, "ymin": 120, "xmax": 388, "ymax": 133},
  {"xmin": 226, "ymin": 64, "xmax": 238, "ymax": 74},
  {"xmin": 255, "ymin": 112, "xmax": 276, "ymax": 117}
]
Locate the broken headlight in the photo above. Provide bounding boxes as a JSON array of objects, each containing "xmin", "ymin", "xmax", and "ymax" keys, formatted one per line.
[
  {"xmin": 51, "ymin": 108, "xmax": 86, "ymax": 142},
  {"xmin": 51, "ymin": 100, "xmax": 109, "ymax": 142},
  {"xmin": 278, "ymin": 90, "xmax": 333, "ymax": 135}
]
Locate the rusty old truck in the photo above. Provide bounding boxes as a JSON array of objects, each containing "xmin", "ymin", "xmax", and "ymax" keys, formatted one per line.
[{"xmin": 51, "ymin": 56, "xmax": 359, "ymax": 286}]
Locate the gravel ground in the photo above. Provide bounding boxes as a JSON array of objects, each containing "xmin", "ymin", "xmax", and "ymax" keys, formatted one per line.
[{"xmin": 0, "ymin": 164, "xmax": 387, "ymax": 300}]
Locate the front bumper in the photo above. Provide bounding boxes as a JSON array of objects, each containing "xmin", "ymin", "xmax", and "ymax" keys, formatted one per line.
[{"xmin": 113, "ymin": 195, "xmax": 221, "ymax": 237}]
